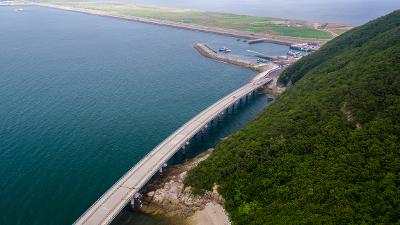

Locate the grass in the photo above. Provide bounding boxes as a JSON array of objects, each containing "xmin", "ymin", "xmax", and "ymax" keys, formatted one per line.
[{"xmin": 47, "ymin": 2, "xmax": 333, "ymax": 40}]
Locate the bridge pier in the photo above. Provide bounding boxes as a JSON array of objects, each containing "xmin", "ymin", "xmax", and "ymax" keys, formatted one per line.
[
  {"xmin": 180, "ymin": 146, "xmax": 186, "ymax": 155},
  {"xmin": 218, "ymin": 113, "xmax": 224, "ymax": 123},
  {"xmin": 130, "ymin": 198, "xmax": 135, "ymax": 209},
  {"xmin": 200, "ymin": 131, "xmax": 204, "ymax": 140},
  {"xmin": 159, "ymin": 163, "xmax": 168, "ymax": 173},
  {"xmin": 200, "ymin": 127, "xmax": 207, "ymax": 140},
  {"xmin": 130, "ymin": 193, "xmax": 142, "ymax": 210}
]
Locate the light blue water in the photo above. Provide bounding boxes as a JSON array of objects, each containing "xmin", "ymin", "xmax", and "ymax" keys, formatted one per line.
[
  {"xmin": 0, "ymin": 6, "xmax": 288, "ymax": 225},
  {"xmin": 122, "ymin": 0, "xmax": 400, "ymax": 25},
  {"xmin": 207, "ymin": 40, "xmax": 288, "ymax": 63}
]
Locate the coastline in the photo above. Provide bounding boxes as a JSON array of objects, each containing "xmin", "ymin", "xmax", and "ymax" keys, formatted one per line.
[
  {"xmin": 193, "ymin": 43, "xmax": 287, "ymax": 95},
  {"xmin": 3, "ymin": 3, "xmax": 286, "ymax": 224},
  {"xmin": 138, "ymin": 65, "xmax": 283, "ymax": 224},
  {"xmin": 28, "ymin": 2, "xmax": 328, "ymax": 46},
  {"xmin": 140, "ymin": 149, "xmax": 231, "ymax": 225},
  {"xmin": 193, "ymin": 43, "xmax": 264, "ymax": 72}
]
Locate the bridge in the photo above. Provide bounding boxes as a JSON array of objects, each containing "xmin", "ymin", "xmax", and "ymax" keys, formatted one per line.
[{"xmin": 74, "ymin": 63, "xmax": 280, "ymax": 225}]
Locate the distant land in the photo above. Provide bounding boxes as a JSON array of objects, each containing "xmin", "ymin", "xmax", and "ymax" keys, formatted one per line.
[
  {"xmin": 185, "ymin": 10, "xmax": 400, "ymax": 225},
  {"xmin": 17, "ymin": 0, "xmax": 354, "ymax": 45}
]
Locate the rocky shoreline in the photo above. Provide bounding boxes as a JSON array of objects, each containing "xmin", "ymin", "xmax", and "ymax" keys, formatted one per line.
[
  {"xmin": 139, "ymin": 149, "xmax": 230, "ymax": 225},
  {"xmin": 262, "ymin": 69, "xmax": 288, "ymax": 96}
]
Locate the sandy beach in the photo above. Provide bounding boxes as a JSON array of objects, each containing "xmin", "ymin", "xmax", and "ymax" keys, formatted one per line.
[{"xmin": 188, "ymin": 203, "xmax": 230, "ymax": 225}]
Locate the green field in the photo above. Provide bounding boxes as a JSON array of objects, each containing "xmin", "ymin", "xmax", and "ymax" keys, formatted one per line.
[{"xmin": 44, "ymin": 2, "xmax": 333, "ymax": 39}]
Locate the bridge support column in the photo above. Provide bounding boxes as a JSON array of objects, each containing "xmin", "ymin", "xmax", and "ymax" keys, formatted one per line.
[
  {"xmin": 130, "ymin": 198, "xmax": 135, "ymax": 209},
  {"xmin": 218, "ymin": 113, "xmax": 223, "ymax": 124},
  {"xmin": 159, "ymin": 163, "xmax": 168, "ymax": 173},
  {"xmin": 193, "ymin": 132, "xmax": 198, "ymax": 141},
  {"xmin": 180, "ymin": 146, "xmax": 186, "ymax": 155},
  {"xmin": 130, "ymin": 193, "xmax": 142, "ymax": 209}
]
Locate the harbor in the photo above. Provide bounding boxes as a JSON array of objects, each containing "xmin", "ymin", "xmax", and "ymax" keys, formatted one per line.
[
  {"xmin": 195, "ymin": 41, "xmax": 316, "ymax": 68},
  {"xmin": 194, "ymin": 43, "xmax": 267, "ymax": 72}
]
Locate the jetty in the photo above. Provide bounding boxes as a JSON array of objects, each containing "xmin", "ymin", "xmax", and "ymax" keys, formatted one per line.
[
  {"xmin": 255, "ymin": 54, "xmax": 286, "ymax": 61},
  {"xmin": 194, "ymin": 43, "xmax": 269, "ymax": 72},
  {"xmin": 73, "ymin": 64, "xmax": 280, "ymax": 225},
  {"xmin": 248, "ymin": 38, "xmax": 268, "ymax": 44},
  {"xmin": 0, "ymin": 1, "xmax": 28, "ymax": 5}
]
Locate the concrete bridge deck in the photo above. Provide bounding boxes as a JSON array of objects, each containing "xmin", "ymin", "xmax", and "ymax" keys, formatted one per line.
[{"xmin": 73, "ymin": 64, "xmax": 279, "ymax": 225}]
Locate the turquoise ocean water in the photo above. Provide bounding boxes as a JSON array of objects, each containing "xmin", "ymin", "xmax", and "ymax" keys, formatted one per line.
[{"xmin": 0, "ymin": 6, "xmax": 288, "ymax": 225}]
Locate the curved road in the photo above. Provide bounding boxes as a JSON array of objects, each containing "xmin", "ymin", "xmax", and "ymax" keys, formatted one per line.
[{"xmin": 74, "ymin": 64, "xmax": 279, "ymax": 225}]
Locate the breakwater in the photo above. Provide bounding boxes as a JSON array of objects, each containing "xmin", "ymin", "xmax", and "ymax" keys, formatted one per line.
[
  {"xmin": 248, "ymin": 38, "xmax": 268, "ymax": 44},
  {"xmin": 194, "ymin": 43, "xmax": 270, "ymax": 72},
  {"xmin": 0, "ymin": 1, "xmax": 28, "ymax": 6}
]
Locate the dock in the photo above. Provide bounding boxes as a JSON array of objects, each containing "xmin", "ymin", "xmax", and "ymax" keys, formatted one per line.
[{"xmin": 194, "ymin": 43, "xmax": 271, "ymax": 72}]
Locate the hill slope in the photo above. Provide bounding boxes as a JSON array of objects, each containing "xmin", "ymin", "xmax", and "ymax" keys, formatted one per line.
[{"xmin": 185, "ymin": 10, "xmax": 400, "ymax": 225}]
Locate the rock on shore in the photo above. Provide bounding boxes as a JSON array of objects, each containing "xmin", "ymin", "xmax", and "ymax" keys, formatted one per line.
[{"xmin": 140, "ymin": 149, "xmax": 230, "ymax": 225}]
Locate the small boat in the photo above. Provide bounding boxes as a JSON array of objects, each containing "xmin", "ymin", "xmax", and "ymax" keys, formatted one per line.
[
  {"xmin": 15, "ymin": 8, "xmax": 24, "ymax": 12},
  {"xmin": 218, "ymin": 47, "xmax": 232, "ymax": 53},
  {"xmin": 287, "ymin": 50, "xmax": 299, "ymax": 57},
  {"xmin": 257, "ymin": 58, "xmax": 268, "ymax": 63}
]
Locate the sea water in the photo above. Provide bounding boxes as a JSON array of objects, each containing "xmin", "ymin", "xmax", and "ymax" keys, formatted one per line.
[{"xmin": 0, "ymin": 6, "xmax": 288, "ymax": 225}]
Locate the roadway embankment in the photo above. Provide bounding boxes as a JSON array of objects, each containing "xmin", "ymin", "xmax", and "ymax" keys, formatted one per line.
[{"xmin": 30, "ymin": 2, "xmax": 317, "ymax": 46}]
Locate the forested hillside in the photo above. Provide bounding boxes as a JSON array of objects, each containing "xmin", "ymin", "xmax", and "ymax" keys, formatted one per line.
[{"xmin": 185, "ymin": 10, "xmax": 400, "ymax": 225}]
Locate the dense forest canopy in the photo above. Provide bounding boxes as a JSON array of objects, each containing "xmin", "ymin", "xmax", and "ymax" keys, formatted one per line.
[
  {"xmin": 279, "ymin": 9, "xmax": 400, "ymax": 86},
  {"xmin": 185, "ymin": 10, "xmax": 400, "ymax": 225}
]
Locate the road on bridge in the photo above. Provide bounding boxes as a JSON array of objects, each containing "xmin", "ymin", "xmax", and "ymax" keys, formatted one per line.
[{"xmin": 74, "ymin": 63, "xmax": 279, "ymax": 225}]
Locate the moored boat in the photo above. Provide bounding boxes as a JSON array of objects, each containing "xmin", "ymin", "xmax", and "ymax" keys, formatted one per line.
[{"xmin": 218, "ymin": 47, "xmax": 232, "ymax": 53}]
